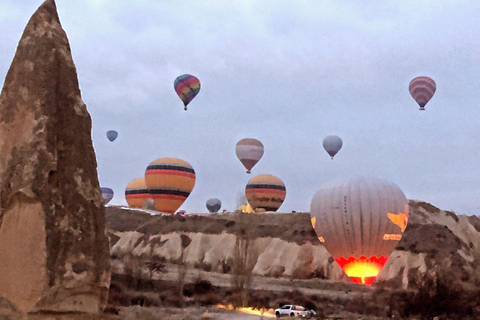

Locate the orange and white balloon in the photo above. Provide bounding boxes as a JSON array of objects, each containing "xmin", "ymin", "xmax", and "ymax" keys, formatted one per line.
[
  {"xmin": 145, "ymin": 158, "xmax": 196, "ymax": 214},
  {"xmin": 245, "ymin": 174, "xmax": 286, "ymax": 212},
  {"xmin": 125, "ymin": 178, "xmax": 152, "ymax": 208}
]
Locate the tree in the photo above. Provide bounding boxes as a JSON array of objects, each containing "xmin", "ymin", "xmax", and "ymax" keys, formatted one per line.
[
  {"xmin": 231, "ymin": 211, "xmax": 256, "ymax": 308},
  {"xmin": 178, "ymin": 234, "xmax": 192, "ymax": 306}
]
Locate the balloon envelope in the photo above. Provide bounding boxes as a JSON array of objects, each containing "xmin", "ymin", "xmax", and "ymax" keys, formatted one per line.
[
  {"xmin": 206, "ymin": 198, "xmax": 222, "ymax": 213},
  {"xmin": 310, "ymin": 176, "xmax": 409, "ymax": 285},
  {"xmin": 174, "ymin": 74, "xmax": 201, "ymax": 110},
  {"xmin": 322, "ymin": 135, "xmax": 343, "ymax": 159},
  {"xmin": 106, "ymin": 130, "xmax": 118, "ymax": 142},
  {"xmin": 125, "ymin": 178, "xmax": 152, "ymax": 208},
  {"xmin": 245, "ymin": 174, "xmax": 286, "ymax": 212},
  {"xmin": 409, "ymin": 76, "xmax": 436, "ymax": 110},
  {"xmin": 101, "ymin": 187, "xmax": 114, "ymax": 205},
  {"xmin": 236, "ymin": 138, "xmax": 264, "ymax": 174},
  {"xmin": 145, "ymin": 157, "xmax": 196, "ymax": 214}
]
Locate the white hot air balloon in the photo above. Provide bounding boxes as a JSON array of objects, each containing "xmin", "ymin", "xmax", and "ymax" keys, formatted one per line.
[
  {"xmin": 310, "ymin": 176, "xmax": 409, "ymax": 285},
  {"xmin": 323, "ymin": 135, "xmax": 342, "ymax": 159}
]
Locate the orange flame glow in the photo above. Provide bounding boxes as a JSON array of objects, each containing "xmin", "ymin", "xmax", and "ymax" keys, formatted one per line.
[
  {"xmin": 334, "ymin": 255, "xmax": 388, "ymax": 285},
  {"xmin": 238, "ymin": 204, "xmax": 254, "ymax": 213}
]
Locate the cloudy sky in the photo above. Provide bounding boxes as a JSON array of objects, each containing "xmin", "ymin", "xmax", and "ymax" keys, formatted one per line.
[{"xmin": 1, "ymin": 1, "xmax": 480, "ymax": 215}]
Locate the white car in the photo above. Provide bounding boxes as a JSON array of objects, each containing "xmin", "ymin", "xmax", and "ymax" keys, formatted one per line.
[{"xmin": 275, "ymin": 305, "xmax": 315, "ymax": 318}]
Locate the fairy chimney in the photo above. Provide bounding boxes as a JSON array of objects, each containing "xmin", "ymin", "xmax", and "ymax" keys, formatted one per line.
[{"xmin": 0, "ymin": 0, "xmax": 110, "ymax": 314}]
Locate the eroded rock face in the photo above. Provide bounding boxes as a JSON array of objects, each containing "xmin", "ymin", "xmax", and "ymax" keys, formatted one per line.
[
  {"xmin": 0, "ymin": 0, "xmax": 110, "ymax": 314},
  {"xmin": 106, "ymin": 200, "xmax": 480, "ymax": 290}
]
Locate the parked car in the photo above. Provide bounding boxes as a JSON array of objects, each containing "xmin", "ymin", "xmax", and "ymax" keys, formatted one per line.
[{"xmin": 275, "ymin": 305, "xmax": 316, "ymax": 318}]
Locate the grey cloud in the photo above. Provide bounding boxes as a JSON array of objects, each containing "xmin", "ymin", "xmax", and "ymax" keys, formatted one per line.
[{"xmin": 1, "ymin": 1, "xmax": 480, "ymax": 214}]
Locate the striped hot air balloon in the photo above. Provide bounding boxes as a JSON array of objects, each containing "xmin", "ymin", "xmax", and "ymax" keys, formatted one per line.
[
  {"xmin": 245, "ymin": 174, "xmax": 286, "ymax": 212},
  {"xmin": 310, "ymin": 176, "xmax": 409, "ymax": 286},
  {"xmin": 174, "ymin": 74, "xmax": 201, "ymax": 111},
  {"xmin": 235, "ymin": 138, "xmax": 264, "ymax": 174},
  {"xmin": 101, "ymin": 187, "xmax": 114, "ymax": 205},
  {"xmin": 409, "ymin": 76, "xmax": 436, "ymax": 110},
  {"xmin": 145, "ymin": 158, "xmax": 196, "ymax": 214},
  {"xmin": 125, "ymin": 178, "xmax": 152, "ymax": 208}
]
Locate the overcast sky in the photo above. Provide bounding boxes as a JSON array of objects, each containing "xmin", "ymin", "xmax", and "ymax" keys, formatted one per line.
[{"xmin": 1, "ymin": 1, "xmax": 480, "ymax": 215}]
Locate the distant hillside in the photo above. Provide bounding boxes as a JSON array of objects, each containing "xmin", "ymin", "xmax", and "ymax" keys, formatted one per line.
[{"xmin": 106, "ymin": 200, "xmax": 480, "ymax": 289}]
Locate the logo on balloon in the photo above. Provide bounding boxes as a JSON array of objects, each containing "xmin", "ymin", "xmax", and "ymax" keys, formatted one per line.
[
  {"xmin": 383, "ymin": 234, "xmax": 402, "ymax": 241},
  {"xmin": 388, "ymin": 212, "xmax": 408, "ymax": 232}
]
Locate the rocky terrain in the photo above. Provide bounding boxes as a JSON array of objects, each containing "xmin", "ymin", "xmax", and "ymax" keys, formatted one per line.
[
  {"xmin": 106, "ymin": 200, "xmax": 480, "ymax": 290},
  {"xmin": 0, "ymin": 0, "xmax": 110, "ymax": 317}
]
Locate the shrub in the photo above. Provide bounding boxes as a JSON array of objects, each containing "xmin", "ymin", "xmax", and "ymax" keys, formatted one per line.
[
  {"xmin": 249, "ymin": 291, "xmax": 271, "ymax": 312},
  {"xmin": 194, "ymin": 279, "xmax": 214, "ymax": 295},
  {"xmin": 162, "ymin": 293, "xmax": 183, "ymax": 307},
  {"xmin": 303, "ymin": 299, "xmax": 317, "ymax": 311},
  {"xmin": 386, "ymin": 272, "xmax": 480, "ymax": 319},
  {"xmin": 197, "ymin": 292, "xmax": 222, "ymax": 306},
  {"xmin": 183, "ymin": 283, "xmax": 195, "ymax": 297}
]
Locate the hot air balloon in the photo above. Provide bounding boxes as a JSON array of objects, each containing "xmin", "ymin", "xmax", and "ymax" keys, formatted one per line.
[
  {"xmin": 236, "ymin": 138, "xmax": 264, "ymax": 174},
  {"xmin": 101, "ymin": 187, "xmax": 114, "ymax": 205},
  {"xmin": 245, "ymin": 174, "xmax": 286, "ymax": 212},
  {"xmin": 174, "ymin": 74, "xmax": 201, "ymax": 111},
  {"xmin": 145, "ymin": 158, "xmax": 196, "ymax": 214},
  {"xmin": 106, "ymin": 130, "xmax": 118, "ymax": 142},
  {"xmin": 323, "ymin": 135, "xmax": 342, "ymax": 159},
  {"xmin": 310, "ymin": 176, "xmax": 409, "ymax": 286},
  {"xmin": 206, "ymin": 198, "xmax": 222, "ymax": 213},
  {"xmin": 125, "ymin": 178, "xmax": 152, "ymax": 208},
  {"xmin": 409, "ymin": 76, "xmax": 436, "ymax": 110}
]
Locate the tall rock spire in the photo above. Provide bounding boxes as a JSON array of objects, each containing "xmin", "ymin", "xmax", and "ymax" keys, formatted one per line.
[{"xmin": 0, "ymin": 0, "xmax": 110, "ymax": 314}]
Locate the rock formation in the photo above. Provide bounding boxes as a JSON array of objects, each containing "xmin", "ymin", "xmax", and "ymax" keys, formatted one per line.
[
  {"xmin": 106, "ymin": 200, "xmax": 480, "ymax": 290},
  {"xmin": 0, "ymin": 0, "xmax": 110, "ymax": 314}
]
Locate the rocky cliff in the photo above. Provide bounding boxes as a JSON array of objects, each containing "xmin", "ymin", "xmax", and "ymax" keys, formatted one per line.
[{"xmin": 106, "ymin": 200, "xmax": 480, "ymax": 289}]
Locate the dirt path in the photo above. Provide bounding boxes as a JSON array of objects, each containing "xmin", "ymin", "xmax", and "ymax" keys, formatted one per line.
[{"xmin": 117, "ymin": 306, "xmax": 278, "ymax": 320}]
